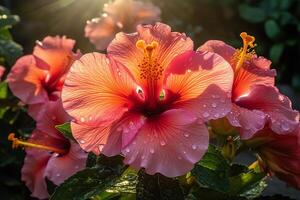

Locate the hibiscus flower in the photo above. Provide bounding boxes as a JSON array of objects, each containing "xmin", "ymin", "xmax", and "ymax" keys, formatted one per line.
[
  {"xmin": 62, "ymin": 23, "xmax": 233, "ymax": 177},
  {"xmin": 199, "ymin": 32, "xmax": 299, "ymax": 139}
]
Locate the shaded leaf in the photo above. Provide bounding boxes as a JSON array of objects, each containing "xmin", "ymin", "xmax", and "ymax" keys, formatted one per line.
[
  {"xmin": 264, "ymin": 20, "xmax": 281, "ymax": 39},
  {"xmin": 55, "ymin": 122, "xmax": 74, "ymax": 141},
  {"xmin": 269, "ymin": 43, "xmax": 284, "ymax": 63},
  {"xmin": 137, "ymin": 170, "xmax": 184, "ymax": 200},
  {"xmin": 191, "ymin": 145, "xmax": 230, "ymax": 193},
  {"xmin": 239, "ymin": 4, "xmax": 266, "ymax": 23}
]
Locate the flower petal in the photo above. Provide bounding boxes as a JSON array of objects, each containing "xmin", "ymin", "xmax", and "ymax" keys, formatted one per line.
[
  {"xmin": 133, "ymin": 1, "xmax": 161, "ymax": 26},
  {"xmin": 33, "ymin": 36, "xmax": 76, "ymax": 85},
  {"xmin": 107, "ymin": 22, "xmax": 193, "ymax": 83},
  {"xmin": 197, "ymin": 40, "xmax": 236, "ymax": 64},
  {"xmin": 62, "ymin": 52, "xmax": 137, "ymax": 125},
  {"xmin": 227, "ymin": 104, "xmax": 267, "ymax": 139},
  {"xmin": 85, "ymin": 16, "xmax": 118, "ymax": 51},
  {"xmin": 28, "ymin": 100, "xmax": 71, "ymax": 140},
  {"xmin": 7, "ymin": 55, "xmax": 48, "ymax": 104},
  {"xmin": 237, "ymin": 85, "xmax": 299, "ymax": 134},
  {"xmin": 0, "ymin": 65, "xmax": 5, "ymax": 80},
  {"xmin": 165, "ymin": 51, "xmax": 233, "ymax": 121},
  {"xmin": 122, "ymin": 109, "xmax": 208, "ymax": 177},
  {"xmin": 233, "ymin": 59, "xmax": 276, "ymax": 99},
  {"xmin": 44, "ymin": 142, "xmax": 87, "ymax": 185}
]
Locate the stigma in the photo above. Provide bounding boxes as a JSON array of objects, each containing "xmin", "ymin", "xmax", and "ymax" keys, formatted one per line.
[
  {"xmin": 8, "ymin": 133, "xmax": 67, "ymax": 155},
  {"xmin": 136, "ymin": 40, "xmax": 163, "ymax": 81},
  {"xmin": 232, "ymin": 32, "xmax": 256, "ymax": 73}
]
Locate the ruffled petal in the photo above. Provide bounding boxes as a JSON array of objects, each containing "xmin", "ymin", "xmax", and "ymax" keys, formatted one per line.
[
  {"xmin": 7, "ymin": 55, "xmax": 48, "ymax": 104},
  {"xmin": 85, "ymin": 16, "xmax": 118, "ymax": 51},
  {"xmin": 227, "ymin": 104, "xmax": 267, "ymax": 139},
  {"xmin": 44, "ymin": 142, "xmax": 87, "ymax": 185},
  {"xmin": 62, "ymin": 53, "xmax": 137, "ymax": 125},
  {"xmin": 28, "ymin": 100, "xmax": 71, "ymax": 140},
  {"xmin": 22, "ymin": 149, "xmax": 50, "ymax": 199},
  {"xmin": 107, "ymin": 22, "xmax": 193, "ymax": 83},
  {"xmin": 197, "ymin": 40, "xmax": 236, "ymax": 64},
  {"xmin": 237, "ymin": 85, "xmax": 299, "ymax": 134},
  {"xmin": 233, "ymin": 59, "xmax": 276, "ymax": 99},
  {"xmin": 165, "ymin": 51, "xmax": 233, "ymax": 121},
  {"xmin": 122, "ymin": 109, "xmax": 208, "ymax": 177}
]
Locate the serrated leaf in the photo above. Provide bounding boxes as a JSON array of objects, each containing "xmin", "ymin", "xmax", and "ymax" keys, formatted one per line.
[
  {"xmin": 50, "ymin": 155, "xmax": 126, "ymax": 200},
  {"xmin": 264, "ymin": 20, "xmax": 281, "ymax": 39},
  {"xmin": 269, "ymin": 43, "xmax": 284, "ymax": 63},
  {"xmin": 136, "ymin": 170, "xmax": 184, "ymax": 200},
  {"xmin": 239, "ymin": 4, "xmax": 266, "ymax": 23},
  {"xmin": 55, "ymin": 122, "xmax": 74, "ymax": 141},
  {"xmin": 191, "ymin": 145, "xmax": 230, "ymax": 193}
]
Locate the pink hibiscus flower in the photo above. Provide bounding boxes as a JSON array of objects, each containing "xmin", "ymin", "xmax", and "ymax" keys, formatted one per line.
[
  {"xmin": 8, "ymin": 100, "xmax": 87, "ymax": 199},
  {"xmin": 62, "ymin": 23, "xmax": 234, "ymax": 177},
  {"xmin": 245, "ymin": 127, "xmax": 300, "ymax": 189},
  {"xmin": 7, "ymin": 36, "xmax": 80, "ymax": 106},
  {"xmin": 199, "ymin": 32, "xmax": 299, "ymax": 139},
  {"xmin": 0, "ymin": 65, "xmax": 5, "ymax": 80},
  {"xmin": 85, "ymin": 0, "xmax": 161, "ymax": 50}
]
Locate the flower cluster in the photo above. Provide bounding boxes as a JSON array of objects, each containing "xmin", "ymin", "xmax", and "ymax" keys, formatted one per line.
[
  {"xmin": 5, "ymin": 0, "xmax": 300, "ymax": 198},
  {"xmin": 7, "ymin": 36, "xmax": 87, "ymax": 199}
]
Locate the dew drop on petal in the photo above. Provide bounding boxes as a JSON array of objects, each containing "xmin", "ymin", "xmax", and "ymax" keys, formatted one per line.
[
  {"xmin": 80, "ymin": 140, "xmax": 85, "ymax": 144},
  {"xmin": 192, "ymin": 144, "xmax": 197, "ymax": 150},
  {"xmin": 150, "ymin": 148, "xmax": 155, "ymax": 154},
  {"xmin": 80, "ymin": 117, "xmax": 85, "ymax": 122},
  {"xmin": 178, "ymin": 156, "xmax": 182, "ymax": 160},
  {"xmin": 98, "ymin": 144, "xmax": 104, "ymax": 152},
  {"xmin": 75, "ymin": 165, "xmax": 79, "ymax": 169},
  {"xmin": 160, "ymin": 140, "xmax": 166, "ymax": 146},
  {"xmin": 203, "ymin": 112, "xmax": 209, "ymax": 118},
  {"xmin": 184, "ymin": 133, "xmax": 190, "ymax": 138},
  {"xmin": 56, "ymin": 173, "xmax": 61, "ymax": 177},
  {"xmin": 141, "ymin": 155, "xmax": 145, "ymax": 160},
  {"xmin": 125, "ymin": 148, "xmax": 130, "ymax": 153},
  {"xmin": 212, "ymin": 103, "xmax": 217, "ymax": 108}
]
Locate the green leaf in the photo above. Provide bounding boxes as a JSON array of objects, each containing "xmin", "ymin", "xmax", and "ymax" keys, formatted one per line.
[
  {"xmin": 46, "ymin": 178, "xmax": 57, "ymax": 196},
  {"xmin": 0, "ymin": 81, "xmax": 7, "ymax": 99},
  {"xmin": 264, "ymin": 20, "xmax": 281, "ymax": 39},
  {"xmin": 0, "ymin": 14, "xmax": 19, "ymax": 29},
  {"xmin": 238, "ymin": 4, "xmax": 266, "ymax": 23},
  {"xmin": 136, "ymin": 170, "xmax": 184, "ymax": 200},
  {"xmin": 50, "ymin": 155, "xmax": 126, "ymax": 200},
  {"xmin": 86, "ymin": 152, "xmax": 98, "ymax": 168},
  {"xmin": 55, "ymin": 122, "xmax": 74, "ymax": 141},
  {"xmin": 229, "ymin": 170, "xmax": 267, "ymax": 199},
  {"xmin": 0, "ymin": 28, "xmax": 12, "ymax": 40},
  {"xmin": 269, "ymin": 43, "xmax": 284, "ymax": 63},
  {"xmin": 191, "ymin": 145, "xmax": 230, "ymax": 193},
  {"xmin": 0, "ymin": 39, "xmax": 23, "ymax": 65}
]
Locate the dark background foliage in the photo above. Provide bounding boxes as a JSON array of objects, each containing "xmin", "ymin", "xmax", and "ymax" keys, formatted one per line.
[{"xmin": 0, "ymin": 0, "xmax": 299, "ymax": 199}]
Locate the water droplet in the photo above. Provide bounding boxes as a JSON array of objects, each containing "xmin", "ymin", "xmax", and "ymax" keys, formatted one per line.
[
  {"xmin": 80, "ymin": 117, "xmax": 85, "ymax": 122},
  {"xmin": 281, "ymin": 122, "xmax": 290, "ymax": 131},
  {"xmin": 141, "ymin": 155, "xmax": 145, "ymax": 160},
  {"xmin": 56, "ymin": 173, "xmax": 61, "ymax": 177},
  {"xmin": 105, "ymin": 58, "xmax": 110, "ymax": 64},
  {"xmin": 80, "ymin": 140, "xmax": 85, "ymax": 144},
  {"xmin": 75, "ymin": 165, "xmax": 79, "ymax": 169},
  {"xmin": 187, "ymin": 69, "xmax": 192, "ymax": 73},
  {"xmin": 212, "ymin": 103, "xmax": 217, "ymax": 108},
  {"xmin": 116, "ymin": 21, "xmax": 123, "ymax": 29},
  {"xmin": 89, "ymin": 116, "xmax": 93, "ymax": 121},
  {"xmin": 178, "ymin": 156, "xmax": 182, "ymax": 160},
  {"xmin": 160, "ymin": 140, "xmax": 166, "ymax": 146},
  {"xmin": 125, "ymin": 148, "xmax": 130, "ymax": 153},
  {"xmin": 53, "ymin": 153, "xmax": 59, "ymax": 157},
  {"xmin": 183, "ymin": 151, "xmax": 186, "ymax": 154},
  {"xmin": 203, "ymin": 104, "xmax": 207, "ymax": 108},
  {"xmin": 203, "ymin": 112, "xmax": 209, "ymax": 118},
  {"xmin": 192, "ymin": 144, "xmax": 197, "ymax": 150},
  {"xmin": 214, "ymin": 113, "xmax": 220, "ymax": 118},
  {"xmin": 184, "ymin": 133, "xmax": 190, "ymax": 138},
  {"xmin": 98, "ymin": 144, "xmax": 104, "ymax": 152},
  {"xmin": 102, "ymin": 13, "xmax": 108, "ymax": 18},
  {"xmin": 150, "ymin": 148, "xmax": 155, "ymax": 154}
]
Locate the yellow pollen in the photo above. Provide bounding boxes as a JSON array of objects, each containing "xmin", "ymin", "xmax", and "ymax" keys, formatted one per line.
[
  {"xmin": 8, "ymin": 133, "xmax": 66, "ymax": 155},
  {"xmin": 232, "ymin": 32, "xmax": 256, "ymax": 72},
  {"xmin": 136, "ymin": 40, "xmax": 163, "ymax": 80}
]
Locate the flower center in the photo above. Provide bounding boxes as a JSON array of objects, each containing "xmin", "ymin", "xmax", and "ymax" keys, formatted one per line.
[
  {"xmin": 8, "ymin": 133, "xmax": 67, "ymax": 155},
  {"xmin": 231, "ymin": 32, "xmax": 256, "ymax": 73},
  {"xmin": 136, "ymin": 40, "xmax": 163, "ymax": 108}
]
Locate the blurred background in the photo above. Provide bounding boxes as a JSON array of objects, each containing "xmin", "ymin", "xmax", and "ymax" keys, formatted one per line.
[{"xmin": 0, "ymin": 0, "xmax": 299, "ymax": 199}]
